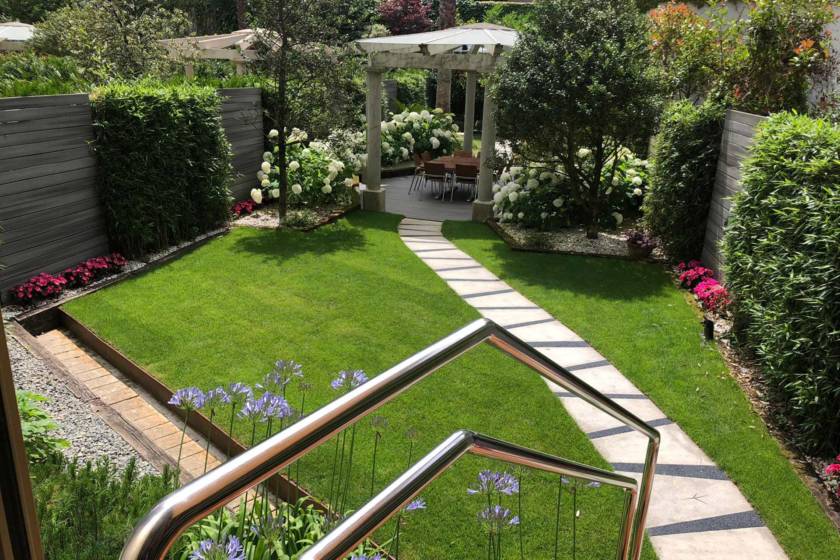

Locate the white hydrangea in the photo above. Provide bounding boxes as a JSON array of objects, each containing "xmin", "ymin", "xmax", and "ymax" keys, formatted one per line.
[
  {"xmin": 268, "ymin": 129, "xmax": 279, "ymax": 139},
  {"xmin": 382, "ymin": 142, "xmax": 390, "ymax": 151},
  {"xmin": 451, "ymin": 123, "xmax": 459, "ymax": 132},
  {"xmin": 612, "ymin": 212, "xmax": 623, "ymax": 225},
  {"xmin": 510, "ymin": 166, "xmax": 523, "ymax": 177},
  {"xmin": 529, "ymin": 168, "xmax": 539, "ymax": 178},
  {"xmin": 500, "ymin": 172, "xmax": 511, "ymax": 183},
  {"xmin": 289, "ymin": 160, "xmax": 301, "ymax": 172},
  {"xmin": 526, "ymin": 178, "xmax": 539, "ymax": 189},
  {"xmin": 518, "ymin": 212, "xmax": 525, "ymax": 219},
  {"xmin": 257, "ymin": 171, "xmax": 266, "ymax": 180},
  {"xmin": 261, "ymin": 178, "xmax": 270, "ymax": 187},
  {"xmin": 261, "ymin": 161, "xmax": 271, "ymax": 174},
  {"xmin": 270, "ymin": 188, "xmax": 280, "ymax": 199},
  {"xmin": 344, "ymin": 178, "xmax": 354, "ymax": 188},
  {"xmin": 493, "ymin": 192, "xmax": 504, "ymax": 204},
  {"xmin": 400, "ymin": 147, "xmax": 409, "ymax": 159},
  {"xmin": 552, "ymin": 198, "xmax": 564, "ymax": 208},
  {"xmin": 633, "ymin": 187, "xmax": 643, "ymax": 196},
  {"xmin": 291, "ymin": 184, "xmax": 302, "ymax": 194},
  {"xmin": 612, "ymin": 176, "xmax": 620, "ymax": 186},
  {"xmin": 402, "ymin": 132, "xmax": 414, "ymax": 143},
  {"xmin": 301, "ymin": 148, "xmax": 311, "ymax": 157},
  {"xmin": 508, "ymin": 192, "xmax": 519, "ymax": 202},
  {"xmin": 539, "ymin": 171, "xmax": 554, "ymax": 181},
  {"xmin": 540, "ymin": 212, "xmax": 549, "ymax": 219},
  {"xmin": 627, "ymin": 168, "xmax": 638, "ymax": 177},
  {"xmin": 430, "ymin": 137, "xmax": 440, "ymax": 149},
  {"xmin": 322, "ymin": 185, "xmax": 332, "ymax": 194},
  {"xmin": 492, "ymin": 184, "xmax": 501, "ymax": 193},
  {"xmin": 631, "ymin": 176, "xmax": 643, "ymax": 186},
  {"xmin": 577, "ymin": 148, "xmax": 591, "ymax": 158},
  {"xmin": 263, "ymin": 151, "xmax": 273, "ymax": 162},
  {"xmin": 250, "ymin": 188, "xmax": 263, "ymax": 205}
]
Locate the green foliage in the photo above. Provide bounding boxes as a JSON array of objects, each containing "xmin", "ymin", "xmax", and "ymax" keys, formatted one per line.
[
  {"xmin": 494, "ymin": 0, "xmax": 660, "ymax": 236},
  {"xmin": 31, "ymin": 455, "xmax": 177, "ymax": 560},
  {"xmin": 162, "ymin": 0, "xmax": 239, "ymax": 35},
  {"xmin": 387, "ymin": 68, "xmax": 429, "ymax": 110},
  {"xmin": 483, "ymin": 3, "xmax": 535, "ymax": 31},
  {"xmin": 722, "ymin": 112, "xmax": 840, "ymax": 454},
  {"xmin": 16, "ymin": 391, "xmax": 67, "ymax": 463},
  {"xmin": 0, "ymin": 51, "xmax": 88, "ymax": 97},
  {"xmin": 0, "ymin": 0, "xmax": 69, "ymax": 23},
  {"xmin": 31, "ymin": 0, "xmax": 191, "ymax": 82},
  {"xmin": 644, "ymin": 100, "xmax": 725, "ymax": 261},
  {"xmin": 91, "ymin": 82, "xmax": 233, "ymax": 258}
]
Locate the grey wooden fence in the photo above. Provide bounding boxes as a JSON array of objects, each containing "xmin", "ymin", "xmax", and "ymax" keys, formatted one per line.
[
  {"xmin": 0, "ymin": 94, "xmax": 110, "ymax": 299},
  {"xmin": 701, "ymin": 109, "xmax": 767, "ymax": 273},
  {"xmin": 219, "ymin": 88, "xmax": 264, "ymax": 200},
  {"xmin": 0, "ymin": 89, "xmax": 264, "ymax": 301}
]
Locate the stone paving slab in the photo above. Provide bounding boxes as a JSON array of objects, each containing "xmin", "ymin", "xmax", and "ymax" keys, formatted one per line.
[
  {"xmin": 36, "ymin": 330, "xmax": 224, "ymax": 483},
  {"xmin": 399, "ymin": 218, "xmax": 788, "ymax": 560}
]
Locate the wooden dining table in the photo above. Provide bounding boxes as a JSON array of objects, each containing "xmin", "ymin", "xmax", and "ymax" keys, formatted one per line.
[{"xmin": 429, "ymin": 154, "xmax": 480, "ymax": 173}]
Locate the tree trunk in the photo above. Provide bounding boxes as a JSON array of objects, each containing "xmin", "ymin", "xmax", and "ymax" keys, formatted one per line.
[
  {"xmin": 276, "ymin": 2, "xmax": 289, "ymax": 221},
  {"xmin": 236, "ymin": 0, "xmax": 247, "ymax": 29},
  {"xmin": 435, "ymin": 0, "xmax": 456, "ymax": 112}
]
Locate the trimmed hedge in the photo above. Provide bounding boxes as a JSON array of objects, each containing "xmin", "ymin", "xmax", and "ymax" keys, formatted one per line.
[
  {"xmin": 91, "ymin": 83, "xmax": 233, "ymax": 257},
  {"xmin": 723, "ymin": 112, "xmax": 840, "ymax": 455},
  {"xmin": 643, "ymin": 101, "xmax": 725, "ymax": 261}
]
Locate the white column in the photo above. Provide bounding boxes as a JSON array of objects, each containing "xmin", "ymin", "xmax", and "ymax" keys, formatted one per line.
[
  {"xmin": 364, "ymin": 68, "xmax": 386, "ymax": 211},
  {"xmin": 463, "ymin": 72, "xmax": 477, "ymax": 153},
  {"xmin": 472, "ymin": 85, "xmax": 496, "ymax": 222}
]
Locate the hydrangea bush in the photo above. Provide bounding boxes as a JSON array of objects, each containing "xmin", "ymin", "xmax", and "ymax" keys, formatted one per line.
[
  {"xmin": 379, "ymin": 108, "xmax": 459, "ymax": 165},
  {"xmin": 492, "ymin": 148, "xmax": 649, "ymax": 230}
]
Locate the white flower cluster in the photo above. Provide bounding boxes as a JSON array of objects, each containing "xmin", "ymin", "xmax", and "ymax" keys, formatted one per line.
[{"xmin": 379, "ymin": 108, "xmax": 460, "ymax": 166}]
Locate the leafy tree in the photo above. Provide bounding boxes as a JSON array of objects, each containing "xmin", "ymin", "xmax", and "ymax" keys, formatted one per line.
[
  {"xmin": 249, "ymin": 0, "xmax": 361, "ymax": 220},
  {"xmin": 0, "ymin": 0, "xmax": 70, "ymax": 23},
  {"xmin": 31, "ymin": 0, "xmax": 190, "ymax": 81},
  {"xmin": 378, "ymin": 0, "xmax": 432, "ymax": 36},
  {"xmin": 163, "ymin": 0, "xmax": 239, "ymax": 35},
  {"xmin": 494, "ymin": 0, "xmax": 660, "ymax": 237}
]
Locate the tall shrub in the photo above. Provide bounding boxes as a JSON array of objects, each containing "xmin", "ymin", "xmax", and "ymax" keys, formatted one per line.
[
  {"xmin": 643, "ymin": 100, "xmax": 725, "ymax": 261},
  {"xmin": 722, "ymin": 113, "xmax": 840, "ymax": 455},
  {"xmin": 91, "ymin": 83, "xmax": 233, "ymax": 258}
]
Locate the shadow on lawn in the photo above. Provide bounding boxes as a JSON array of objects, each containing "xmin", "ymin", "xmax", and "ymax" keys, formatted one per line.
[
  {"xmin": 229, "ymin": 216, "xmax": 369, "ymax": 259},
  {"xmin": 444, "ymin": 222, "xmax": 673, "ymax": 302}
]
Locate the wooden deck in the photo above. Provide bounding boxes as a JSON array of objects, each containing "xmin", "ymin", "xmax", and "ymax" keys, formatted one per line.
[{"xmin": 382, "ymin": 175, "xmax": 473, "ymax": 222}]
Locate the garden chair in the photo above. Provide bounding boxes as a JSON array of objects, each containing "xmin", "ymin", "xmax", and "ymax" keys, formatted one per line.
[
  {"xmin": 409, "ymin": 152, "xmax": 425, "ymax": 194},
  {"xmin": 423, "ymin": 161, "xmax": 450, "ymax": 199},
  {"xmin": 453, "ymin": 163, "xmax": 478, "ymax": 201}
]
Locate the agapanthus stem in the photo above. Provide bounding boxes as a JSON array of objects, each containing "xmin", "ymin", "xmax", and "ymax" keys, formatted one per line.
[
  {"xmin": 294, "ymin": 392, "xmax": 306, "ymax": 489},
  {"xmin": 553, "ymin": 478, "xmax": 563, "ymax": 560},
  {"xmin": 203, "ymin": 408, "xmax": 215, "ymax": 475},
  {"xmin": 370, "ymin": 432, "xmax": 380, "ymax": 498},
  {"xmin": 518, "ymin": 473, "xmax": 524, "ymax": 560},
  {"xmin": 572, "ymin": 483, "xmax": 578, "ymax": 560},
  {"xmin": 339, "ymin": 424, "xmax": 358, "ymax": 517},
  {"xmin": 327, "ymin": 434, "xmax": 341, "ymax": 524},
  {"xmin": 175, "ymin": 410, "xmax": 190, "ymax": 482}
]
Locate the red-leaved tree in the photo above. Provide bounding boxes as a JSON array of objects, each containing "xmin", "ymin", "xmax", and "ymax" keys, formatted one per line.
[{"xmin": 378, "ymin": 0, "xmax": 432, "ymax": 35}]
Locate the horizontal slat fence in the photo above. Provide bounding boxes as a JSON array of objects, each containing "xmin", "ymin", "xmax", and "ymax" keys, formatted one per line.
[
  {"xmin": 0, "ymin": 94, "xmax": 109, "ymax": 300},
  {"xmin": 701, "ymin": 109, "xmax": 767, "ymax": 274},
  {"xmin": 0, "ymin": 89, "xmax": 264, "ymax": 302},
  {"xmin": 219, "ymin": 88, "xmax": 263, "ymax": 200}
]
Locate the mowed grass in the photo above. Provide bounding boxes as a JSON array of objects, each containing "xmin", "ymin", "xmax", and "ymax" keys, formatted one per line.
[
  {"xmin": 63, "ymin": 212, "xmax": 655, "ymax": 560},
  {"xmin": 443, "ymin": 221, "xmax": 840, "ymax": 560}
]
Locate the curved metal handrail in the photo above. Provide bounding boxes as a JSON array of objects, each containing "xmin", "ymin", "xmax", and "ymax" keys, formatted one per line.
[
  {"xmin": 301, "ymin": 430, "xmax": 639, "ymax": 560},
  {"xmin": 120, "ymin": 318, "xmax": 659, "ymax": 560}
]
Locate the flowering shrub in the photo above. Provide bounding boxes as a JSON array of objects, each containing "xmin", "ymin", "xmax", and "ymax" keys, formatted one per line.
[
  {"xmin": 693, "ymin": 278, "xmax": 729, "ymax": 313},
  {"xmin": 11, "ymin": 253, "xmax": 128, "ymax": 305},
  {"xmin": 677, "ymin": 261, "xmax": 714, "ymax": 289},
  {"xmin": 255, "ymin": 128, "xmax": 357, "ymax": 208},
  {"xmin": 380, "ymin": 108, "xmax": 458, "ymax": 166},
  {"xmin": 825, "ymin": 456, "xmax": 840, "ymax": 498},
  {"xmin": 231, "ymin": 200, "xmax": 257, "ymax": 217},
  {"xmin": 626, "ymin": 230, "xmax": 657, "ymax": 251},
  {"xmin": 492, "ymin": 148, "xmax": 649, "ymax": 229}
]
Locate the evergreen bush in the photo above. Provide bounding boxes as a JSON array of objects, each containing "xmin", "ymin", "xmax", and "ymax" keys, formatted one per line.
[
  {"xmin": 722, "ymin": 112, "xmax": 840, "ymax": 454},
  {"xmin": 91, "ymin": 83, "xmax": 233, "ymax": 258},
  {"xmin": 644, "ymin": 100, "xmax": 725, "ymax": 261}
]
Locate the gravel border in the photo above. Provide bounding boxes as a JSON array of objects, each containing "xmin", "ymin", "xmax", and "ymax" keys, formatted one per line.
[{"xmin": 8, "ymin": 330, "xmax": 156, "ymax": 475}]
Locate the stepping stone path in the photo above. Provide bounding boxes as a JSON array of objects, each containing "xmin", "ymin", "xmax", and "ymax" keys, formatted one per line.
[{"xmin": 398, "ymin": 218, "xmax": 787, "ymax": 560}]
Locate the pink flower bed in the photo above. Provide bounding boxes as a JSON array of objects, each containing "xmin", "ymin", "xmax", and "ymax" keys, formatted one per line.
[
  {"xmin": 11, "ymin": 253, "xmax": 128, "ymax": 306},
  {"xmin": 676, "ymin": 260, "xmax": 730, "ymax": 313}
]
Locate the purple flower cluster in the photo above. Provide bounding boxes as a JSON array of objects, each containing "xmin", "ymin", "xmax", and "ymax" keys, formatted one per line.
[
  {"xmin": 350, "ymin": 555, "xmax": 382, "ymax": 560},
  {"xmin": 404, "ymin": 498, "xmax": 426, "ymax": 512},
  {"xmin": 331, "ymin": 369, "xmax": 369, "ymax": 392},
  {"xmin": 168, "ymin": 387, "xmax": 205, "ymax": 411},
  {"xmin": 189, "ymin": 536, "xmax": 244, "ymax": 560},
  {"xmin": 238, "ymin": 393, "xmax": 292, "ymax": 422},
  {"xmin": 467, "ymin": 470, "xmax": 519, "ymax": 496},
  {"xmin": 479, "ymin": 505, "xmax": 520, "ymax": 527}
]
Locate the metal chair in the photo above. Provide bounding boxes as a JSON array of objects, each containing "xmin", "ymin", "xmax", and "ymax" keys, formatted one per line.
[
  {"xmin": 408, "ymin": 152, "xmax": 425, "ymax": 194},
  {"xmin": 453, "ymin": 163, "xmax": 478, "ymax": 201}
]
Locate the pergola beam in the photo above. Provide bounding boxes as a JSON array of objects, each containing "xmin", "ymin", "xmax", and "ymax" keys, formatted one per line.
[{"xmin": 368, "ymin": 52, "xmax": 498, "ymax": 73}]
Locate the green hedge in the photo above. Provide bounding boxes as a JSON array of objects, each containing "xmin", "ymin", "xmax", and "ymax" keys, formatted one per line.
[
  {"xmin": 722, "ymin": 112, "xmax": 840, "ymax": 455},
  {"xmin": 91, "ymin": 83, "xmax": 233, "ymax": 257},
  {"xmin": 644, "ymin": 101, "xmax": 725, "ymax": 261}
]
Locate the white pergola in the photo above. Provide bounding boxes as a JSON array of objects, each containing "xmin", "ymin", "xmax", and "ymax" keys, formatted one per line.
[
  {"xmin": 356, "ymin": 23, "xmax": 518, "ymax": 220},
  {"xmin": 160, "ymin": 29, "xmax": 260, "ymax": 76},
  {"xmin": 0, "ymin": 21, "xmax": 34, "ymax": 51}
]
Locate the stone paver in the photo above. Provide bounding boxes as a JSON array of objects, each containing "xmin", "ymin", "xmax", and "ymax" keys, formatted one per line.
[
  {"xmin": 36, "ymin": 329, "xmax": 224, "ymax": 483},
  {"xmin": 399, "ymin": 218, "xmax": 788, "ymax": 560}
]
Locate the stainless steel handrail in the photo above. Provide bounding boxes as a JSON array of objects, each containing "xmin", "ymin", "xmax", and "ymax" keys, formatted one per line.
[
  {"xmin": 300, "ymin": 430, "xmax": 640, "ymax": 560},
  {"xmin": 120, "ymin": 318, "xmax": 659, "ymax": 560}
]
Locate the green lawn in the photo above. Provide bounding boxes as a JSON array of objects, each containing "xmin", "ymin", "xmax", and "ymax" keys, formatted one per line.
[
  {"xmin": 63, "ymin": 212, "xmax": 654, "ymax": 560},
  {"xmin": 443, "ymin": 221, "xmax": 840, "ymax": 560}
]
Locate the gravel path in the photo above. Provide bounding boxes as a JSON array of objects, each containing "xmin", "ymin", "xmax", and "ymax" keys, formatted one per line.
[{"xmin": 8, "ymin": 331, "xmax": 156, "ymax": 475}]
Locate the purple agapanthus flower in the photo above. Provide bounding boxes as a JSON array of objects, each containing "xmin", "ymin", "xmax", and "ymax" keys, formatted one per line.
[
  {"xmin": 257, "ymin": 360, "xmax": 304, "ymax": 393},
  {"xmin": 404, "ymin": 498, "xmax": 426, "ymax": 512},
  {"xmin": 238, "ymin": 396, "xmax": 266, "ymax": 421},
  {"xmin": 467, "ymin": 470, "xmax": 519, "ymax": 496},
  {"xmin": 350, "ymin": 555, "xmax": 382, "ymax": 560},
  {"xmin": 227, "ymin": 383, "xmax": 253, "ymax": 405},
  {"xmin": 189, "ymin": 536, "xmax": 245, "ymax": 560},
  {"xmin": 203, "ymin": 387, "xmax": 231, "ymax": 410},
  {"xmin": 264, "ymin": 394, "xmax": 292, "ymax": 420},
  {"xmin": 331, "ymin": 370, "xmax": 368, "ymax": 392},
  {"xmin": 168, "ymin": 387, "xmax": 204, "ymax": 411},
  {"xmin": 479, "ymin": 505, "xmax": 519, "ymax": 528},
  {"xmin": 586, "ymin": 481, "xmax": 601, "ymax": 489}
]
